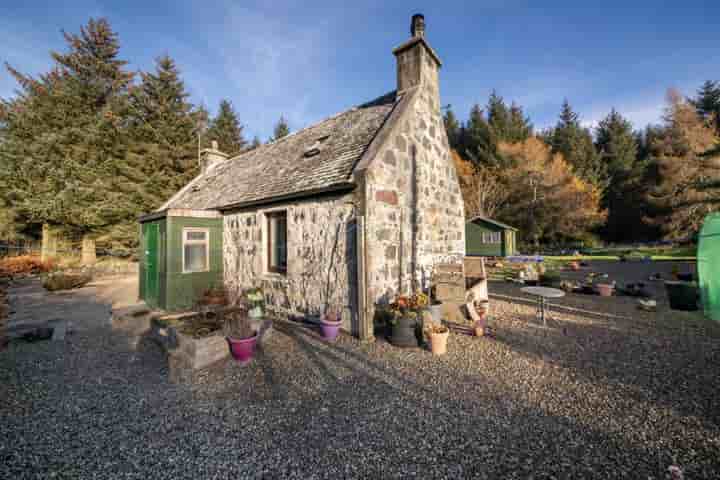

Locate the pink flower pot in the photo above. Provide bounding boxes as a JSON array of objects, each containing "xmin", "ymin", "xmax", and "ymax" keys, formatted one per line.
[
  {"xmin": 596, "ymin": 283, "xmax": 614, "ymax": 297},
  {"xmin": 226, "ymin": 332, "xmax": 258, "ymax": 364},
  {"xmin": 320, "ymin": 318, "xmax": 342, "ymax": 341}
]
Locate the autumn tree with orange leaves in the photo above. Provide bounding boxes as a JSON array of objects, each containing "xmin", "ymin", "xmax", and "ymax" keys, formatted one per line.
[{"xmin": 496, "ymin": 137, "xmax": 606, "ymax": 248}]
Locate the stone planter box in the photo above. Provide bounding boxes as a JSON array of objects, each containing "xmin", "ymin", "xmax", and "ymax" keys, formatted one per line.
[{"xmin": 149, "ymin": 313, "xmax": 229, "ymax": 384}]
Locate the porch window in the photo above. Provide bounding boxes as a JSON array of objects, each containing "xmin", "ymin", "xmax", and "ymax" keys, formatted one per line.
[
  {"xmin": 182, "ymin": 228, "xmax": 209, "ymax": 273},
  {"xmin": 481, "ymin": 232, "xmax": 501, "ymax": 244},
  {"xmin": 267, "ymin": 211, "xmax": 287, "ymax": 274}
]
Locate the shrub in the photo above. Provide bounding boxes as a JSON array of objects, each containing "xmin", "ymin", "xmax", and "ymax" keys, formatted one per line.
[
  {"xmin": 539, "ymin": 270, "xmax": 562, "ymax": 287},
  {"xmin": 42, "ymin": 271, "xmax": 92, "ymax": 291},
  {"xmin": 0, "ymin": 255, "xmax": 54, "ymax": 277}
]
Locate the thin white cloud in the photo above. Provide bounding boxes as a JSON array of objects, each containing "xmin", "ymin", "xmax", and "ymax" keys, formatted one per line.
[{"xmin": 195, "ymin": 2, "xmax": 336, "ymax": 139}]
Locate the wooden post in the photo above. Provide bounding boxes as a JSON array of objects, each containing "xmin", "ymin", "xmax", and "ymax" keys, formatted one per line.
[
  {"xmin": 81, "ymin": 234, "xmax": 97, "ymax": 265},
  {"xmin": 40, "ymin": 223, "xmax": 57, "ymax": 263},
  {"xmin": 356, "ymin": 215, "xmax": 373, "ymax": 341}
]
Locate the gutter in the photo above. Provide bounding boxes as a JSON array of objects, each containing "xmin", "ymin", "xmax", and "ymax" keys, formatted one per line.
[{"xmin": 217, "ymin": 182, "xmax": 357, "ymax": 213}]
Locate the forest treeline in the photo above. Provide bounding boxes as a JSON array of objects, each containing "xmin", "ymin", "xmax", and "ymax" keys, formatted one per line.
[
  {"xmin": 1, "ymin": 18, "xmax": 719, "ymax": 254},
  {"xmin": 0, "ymin": 19, "xmax": 289, "ymax": 254},
  {"xmin": 447, "ymin": 85, "xmax": 720, "ymax": 247}
]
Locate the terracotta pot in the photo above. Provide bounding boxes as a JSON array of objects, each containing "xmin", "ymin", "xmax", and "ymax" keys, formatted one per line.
[
  {"xmin": 203, "ymin": 295, "xmax": 227, "ymax": 306},
  {"xmin": 429, "ymin": 328, "xmax": 449, "ymax": 355},
  {"xmin": 474, "ymin": 326, "xmax": 485, "ymax": 337},
  {"xmin": 596, "ymin": 283, "xmax": 614, "ymax": 297}
]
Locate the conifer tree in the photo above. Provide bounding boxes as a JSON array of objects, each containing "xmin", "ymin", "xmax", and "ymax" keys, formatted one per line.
[
  {"xmin": 443, "ymin": 107, "xmax": 461, "ymax": 150},
  {"xmin": 126, "ymin": 54, "xmax": 200, "ymax": 220},
  {"xmin": 1, "ymin": 18, "xmax": 135, "ymax": 260},
  {"xmin": 271, "ymin": 115, "xmax": 290, "ymax": 142},
  {"xmin": 550, "ymin": 100, "xmax": 604, "ymax": 186},
  {"xmin": 690, "ymin": 80, "xmax": 720, "ymax": 135},
  {"xmin": 595, "ymin": 109, "xmax": 645, "ymax": 241},
  {"xmin": 206, "ymin": 99, "xmax": 245, "ymax": 154},
  {"xmin": 247, "ymin": 136, "xmax": 262, "ymax": 151},
  {"xmin": 463, "ymin": 104, "xmax": 501, "ymax": 167}
]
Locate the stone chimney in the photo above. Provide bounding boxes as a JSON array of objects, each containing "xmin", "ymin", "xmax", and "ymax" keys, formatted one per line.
[
  {"xmin": 199, "ymin": 140, "xmax": 229, "ymax": 174},
  {"xmin": 393, "ymin": 14, "xmax": 442, "ymax": 96}
]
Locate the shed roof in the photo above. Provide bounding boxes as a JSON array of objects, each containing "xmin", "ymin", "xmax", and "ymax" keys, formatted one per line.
[
  {"xmin": 467, "ymin": 216, "xmax": 518, "ymax": 231},
  {"xmin": 163, "ymin": 91, "xmax": 401, "ymax": 211}
]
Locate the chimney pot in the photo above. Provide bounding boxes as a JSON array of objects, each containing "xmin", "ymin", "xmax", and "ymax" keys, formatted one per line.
[{"xmin": 411, "ymin": 14, "xmax": 425, "ymax": 38}]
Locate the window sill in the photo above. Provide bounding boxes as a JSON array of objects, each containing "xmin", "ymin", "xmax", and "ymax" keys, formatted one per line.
[{"xmin": 262, "ymin": 272, "xmax": 288, "ymax": 281}]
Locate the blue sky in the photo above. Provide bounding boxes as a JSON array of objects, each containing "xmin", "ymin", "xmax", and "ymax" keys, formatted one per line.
[{"xmin": 2, "ymin": 1, "xmax": 719, "ymax": 140}]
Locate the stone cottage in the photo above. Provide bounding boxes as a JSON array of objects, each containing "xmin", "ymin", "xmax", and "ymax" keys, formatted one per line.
[{"xmin": 138, "ymin": 14, "xmax": 465, "ymax": 340}]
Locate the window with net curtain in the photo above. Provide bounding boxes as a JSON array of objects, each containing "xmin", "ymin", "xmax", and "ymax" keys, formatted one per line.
[
  {"xmin": 267, "ymin": 211, "xmax": 287, "ymax": 274},
  {"xmin": 183, "ymin": 228, "xmax": 209, "ymax": 273}
]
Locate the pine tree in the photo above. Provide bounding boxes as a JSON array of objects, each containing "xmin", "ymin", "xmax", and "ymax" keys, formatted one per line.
[
  {"xmin": 126, "ymin": 54, "xmax": 200, "ymax": 219},
  {"xmin": 595, "ymin": 109, "xmax": 644, "ymax": 241},
  {"xmin": 690, "ymin": 80, "xmax": 720, "ymax": 135},
  {"xmin": 247, "ymin": 136, "xmax": 262, "ymax": 151},
  {"xmin": 443, "ymin": 107, "xmax": 461, "ymax": 150},
  {"xmin": 550, "ymin": 100, "xmax": 604, "ymax": 186},
  {"xmin": 463, "ymin": 104, "xmax": 501, "ymax": 167},
  {"xmin": 206, "ymin": 99, "xmax": 245, "ymax": 154},
  {"xmin": 1, "ymin": 18, "xmax": 135, "ymax": 259},
  {"xmin": 507, "ymin": 102, "xmax": 533, "ymax": 142},
  {"xmin": 486, "ymin": 91, "xmax": 512, "ymax": 141},
  {"xmin": 271, "ymin": 115, "xmax": 290, "ymax": 142},
  {"xmin": 596, "ymin": 109, "xmax": 637, "ymax": 176}
]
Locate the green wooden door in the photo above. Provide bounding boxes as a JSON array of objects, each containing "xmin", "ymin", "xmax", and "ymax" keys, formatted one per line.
[{"xmin": 143, "ymin": 222, "xmax": 160, "ymax": 308}]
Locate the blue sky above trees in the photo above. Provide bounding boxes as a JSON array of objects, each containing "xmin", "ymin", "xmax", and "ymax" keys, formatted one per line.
[{"xmin": 2, "ymin": 0, "xmax": 719, "ymax": 140}]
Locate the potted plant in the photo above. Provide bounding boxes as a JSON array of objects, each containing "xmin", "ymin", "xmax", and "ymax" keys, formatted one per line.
[
  {"xmin": 200, "ymin": 285, "xmax": 227, "ymax": 306},
  {"xmin": 425, "ymin": 323, "xmax": 450, "ymax": 355},
  {"xmin": 387, "ymin": 294, "xmax": 422, "ymax": 348},
  {"xmin": 595, "ymin": 282, "xmax": 614, "ymax": 297},
  {"xmin": 224, "ymin": 309, "xmax": 258, "ymax": 364},
  {"xmin": 427, "ymin": 288, "xmax": 443, "ymax": 323},
  {"xmin": 319, "ymin": 309, "xmax": 342, "ymax": 341},
  {"xmin": 665, "ymin": 280, "xmax": 699, "ymax": 311},
  {"xmin": 245, "ymin": 287, "xmax": 264, "ymax": 318},
  {"xmin": 476, "ymin": 299, "xmax": 490, "ymax": 318}
]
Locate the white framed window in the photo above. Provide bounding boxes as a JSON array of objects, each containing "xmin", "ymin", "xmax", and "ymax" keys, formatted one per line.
[
  {"xmin": 266, "ymin": 211, "xmax": 288, "ymax": 274},
  {"xmin": 481, "ymin": 232, "xmax": 501, "ymax": 244},
  {"xmin": 182, "ymin": 228, "xmax": 209, "ymax": 273}
]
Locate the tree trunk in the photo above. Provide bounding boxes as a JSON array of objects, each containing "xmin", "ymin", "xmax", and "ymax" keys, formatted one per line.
[
  {"xmin": 40, "ymin": 223, "xmax": 57, "ymax": 263},
  {"xmin": 81, "ymin": 234, "xmax": 97, "ymax": 266}
]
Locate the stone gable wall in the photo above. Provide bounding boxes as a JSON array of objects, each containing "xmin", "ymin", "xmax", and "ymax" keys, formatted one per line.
[
  {"xmin": 222, "ymin": 194, "xmax": 358, "ymax": 333},
  {"xmin": 364, "ymin": 51, "xmax": 465, "ymax": 307}
]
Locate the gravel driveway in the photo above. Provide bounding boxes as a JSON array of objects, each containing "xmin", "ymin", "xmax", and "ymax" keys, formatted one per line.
[{"xmin": 1, "ymin": 274, "xmax": 719, "ymax": 479}]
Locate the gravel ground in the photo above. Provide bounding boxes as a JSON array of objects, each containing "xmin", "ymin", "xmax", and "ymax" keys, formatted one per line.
[{"xmin": 2, "ymin": 273, "xmax": 719, "ymax": 479}]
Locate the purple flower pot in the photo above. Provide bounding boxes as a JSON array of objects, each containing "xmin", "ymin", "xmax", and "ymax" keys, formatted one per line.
[
  {"xmin": 320, "ymin": 319, "xmax": 342, "ymax": 341},
  {"xmin": 226, "ymin": 332, "xmax": 258, "ymax": 364}
]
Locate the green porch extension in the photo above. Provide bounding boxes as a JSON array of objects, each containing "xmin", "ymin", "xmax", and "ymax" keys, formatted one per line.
[
  {"xmin": 465, "ymin": 216, "xmax": 518, "ymax": 257},
  {"xmin": 139, "ymin": 209, "xmax": 223, "ymax": 311}
]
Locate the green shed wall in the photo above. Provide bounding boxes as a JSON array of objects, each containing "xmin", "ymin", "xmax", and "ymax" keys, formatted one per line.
[
  {"xmin": 465, "ymin": 220, "xmax": 517, "ymax": 257},
  {"xmin": 165, "ymin": 216, "xmax": 223, "ymax": 311}
]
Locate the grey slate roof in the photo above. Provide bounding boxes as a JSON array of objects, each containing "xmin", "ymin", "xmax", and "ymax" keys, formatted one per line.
[
  {"xmin": 165, "ymin": 92, "xmax": 399, "ymax": 211},
  {"xmin": 468, "ymin": 216, "xmax": 518, "ymax": 231}
]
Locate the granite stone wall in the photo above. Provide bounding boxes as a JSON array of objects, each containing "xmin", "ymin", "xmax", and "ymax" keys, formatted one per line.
[
  {"xmin": 364, "ymin": 45, "xmax": 465, "ymax": 308},
  {"xmin": 222, "ymin": 194, "xmax": 358, "ymax": 333}
]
